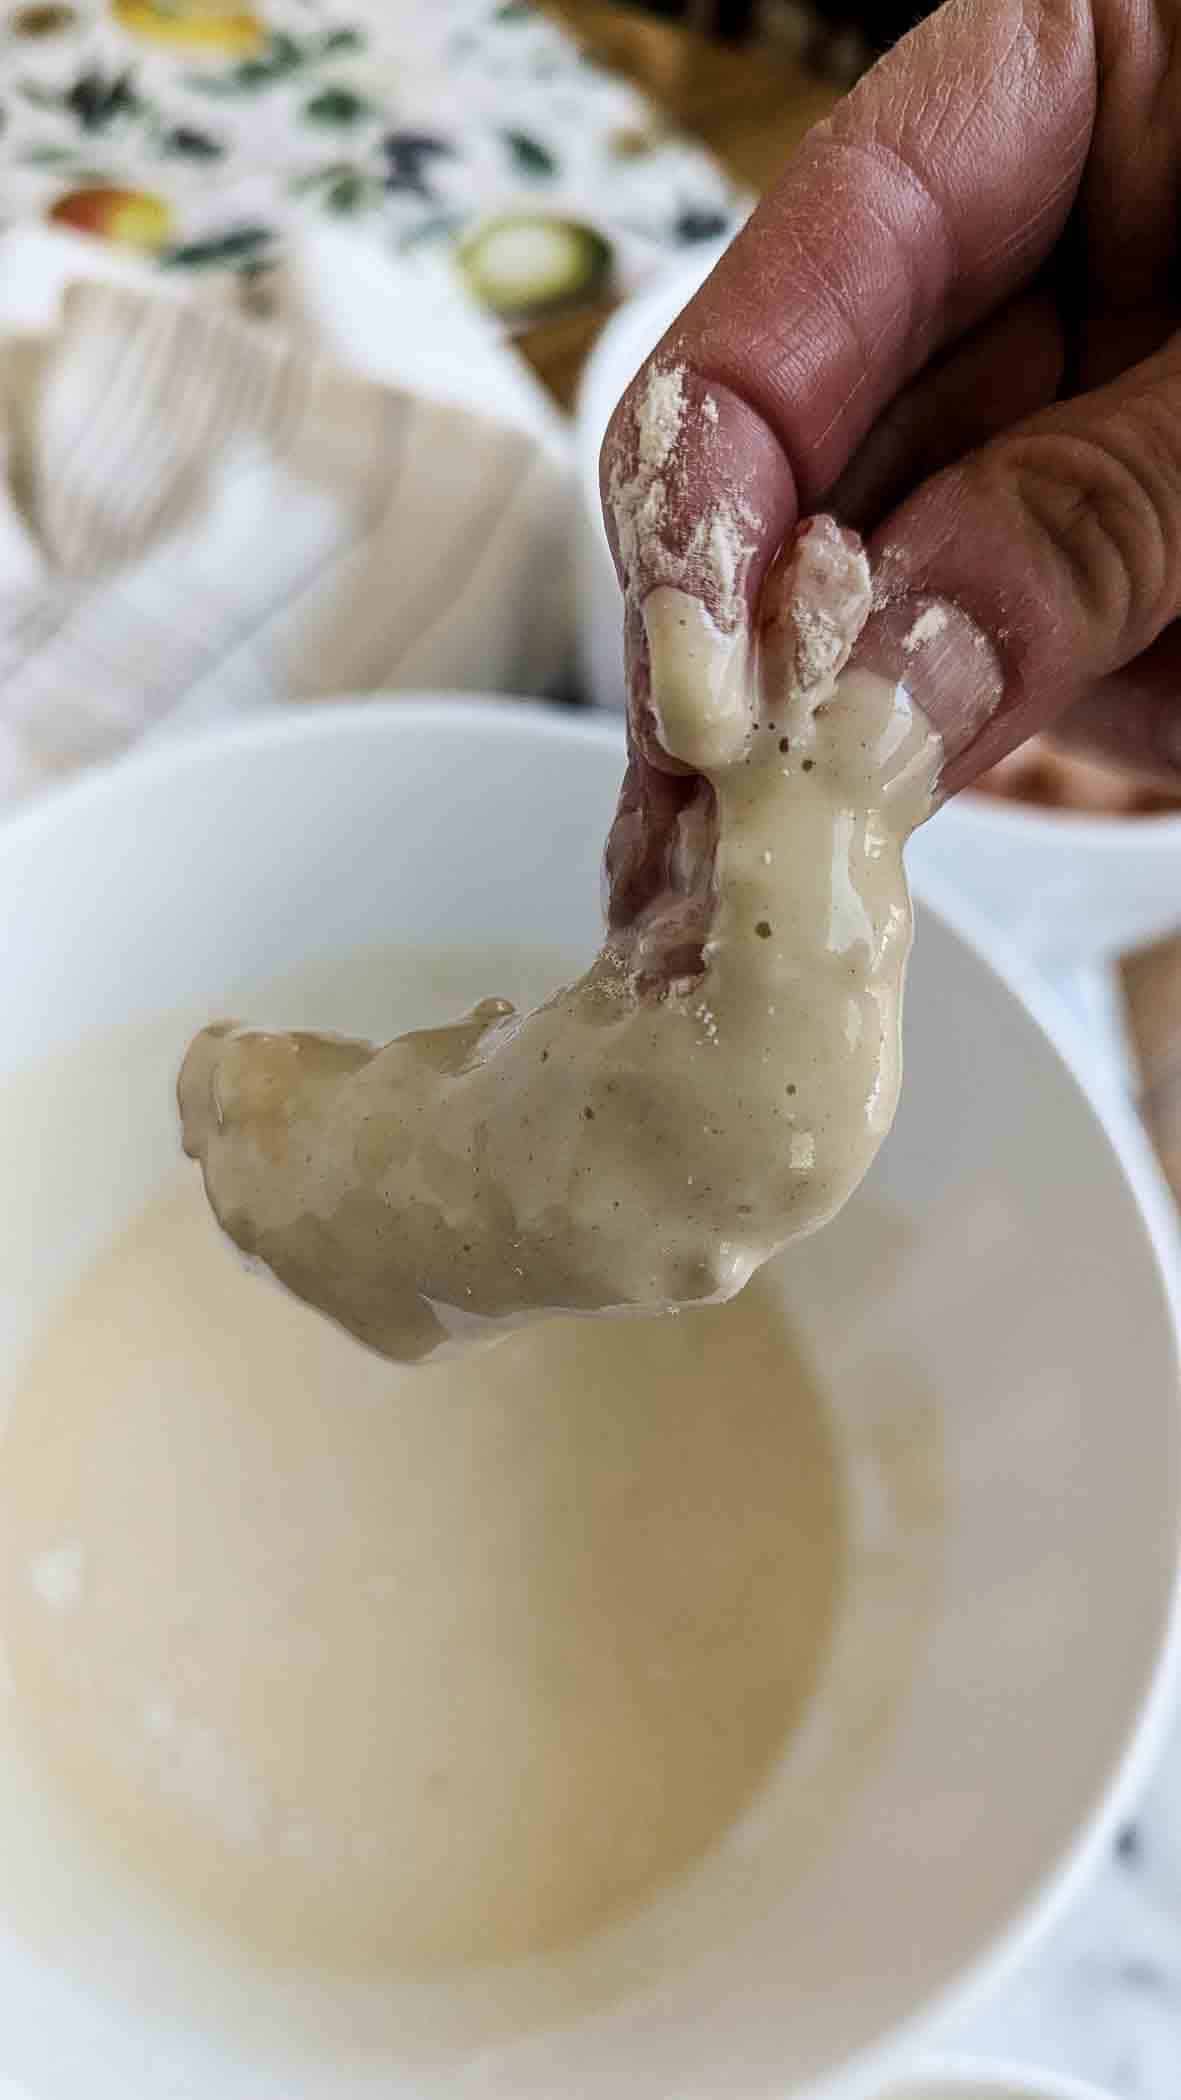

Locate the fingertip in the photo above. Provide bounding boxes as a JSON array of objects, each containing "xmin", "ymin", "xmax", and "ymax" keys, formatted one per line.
[
  {"xmin": 758, "ymin": 515, "xmax": 872, "ymax": 692},
  {"xmin": 600, "ymin": 356, "xmax": 796, "ymax": 628},
  {"xmin": 643, "ymin": 586, "xmax": 752, "ymax": 773}
]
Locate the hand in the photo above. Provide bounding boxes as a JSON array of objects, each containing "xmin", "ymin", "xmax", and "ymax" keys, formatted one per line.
[{"xmin": 601, "ymin": 0, "xmax": 1181, "ymax": 795}]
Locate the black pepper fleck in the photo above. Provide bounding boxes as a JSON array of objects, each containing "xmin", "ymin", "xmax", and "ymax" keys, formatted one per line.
[
  {"xmin": 755, "ymin": 920, "xmax": 773, "ymax": 939},
  {"xmin": 540, "ymin": 1048, "xmax": 549, "ymax": 1062},
  {"xmin": 802, "ymin": 758, "xmax": 815, "ymax": 772},
  {"xmin": 583, "ymin": 1105, "xmax": 595, "ymax": 1121},
  {"xmin": 778, "ymin": 735, "xmax": 789, "ymax": 753},
  {"xmin": 786, "ymin": 1083, "xmax": 797, "ymax": 1096},
  {"xmin": 1116, "ymin": 1822, "xmax": 1141, "ymax": 1866},
  {"xmin": 1119, "ymin": 1959, "xmax": 1165, "ymax": 1993}
]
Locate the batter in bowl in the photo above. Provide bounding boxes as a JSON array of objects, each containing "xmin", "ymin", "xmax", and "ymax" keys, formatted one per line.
[
  {"xmin": 0, "ymin": 1174, "xmax": 843, "ymax": 1973},
  {"xmin": 180, "ymin": 513, "xmax": 939, "ymax": 1363}
]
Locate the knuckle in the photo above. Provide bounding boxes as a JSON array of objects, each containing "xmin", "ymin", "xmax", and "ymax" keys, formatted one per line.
[{"xmin": 999, "ymin": 423, "xmax": 1181, "ymax": 655}]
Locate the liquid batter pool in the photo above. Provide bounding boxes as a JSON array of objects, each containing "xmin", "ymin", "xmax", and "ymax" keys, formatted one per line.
[{"xmin": 0, "ymin": 1174, "xmax": 844, "ymax": 1976}]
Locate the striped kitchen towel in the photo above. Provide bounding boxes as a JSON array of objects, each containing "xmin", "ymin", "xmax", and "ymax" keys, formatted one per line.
[{"xmin": 0, "ymin": 223, "xmax": 573, "ymax": 806}]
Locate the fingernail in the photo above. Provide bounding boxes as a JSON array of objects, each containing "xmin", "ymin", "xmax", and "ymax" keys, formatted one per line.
[{"xmin": 848, "ymin": 594, "xmax": 1003, "ymax": 763}]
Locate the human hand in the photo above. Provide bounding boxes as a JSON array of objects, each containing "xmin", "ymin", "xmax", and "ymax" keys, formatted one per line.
[{"xmin": 602, "ymin": 0, "xmax": 1181, "ymax": 797}]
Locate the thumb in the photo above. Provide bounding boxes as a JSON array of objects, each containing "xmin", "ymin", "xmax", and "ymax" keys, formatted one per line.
[{"xmin": 853, "ymin": 335, "xmax": 1181, "ymax": 793}]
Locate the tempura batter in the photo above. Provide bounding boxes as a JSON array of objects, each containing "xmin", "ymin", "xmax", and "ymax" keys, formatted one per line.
[{"xmin": 180, "ymin": 515, "xmax": 940, "ymax": 1362}]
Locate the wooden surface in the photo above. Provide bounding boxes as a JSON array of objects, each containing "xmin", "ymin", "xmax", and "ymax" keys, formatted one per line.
[
  {"xmin": 1122, "ymin": 935, "xmax": 1181, "ymax": 1200},
  {"xmin": 524, "ymin": 1, "xmax": 1181, "ymax": 1202}
]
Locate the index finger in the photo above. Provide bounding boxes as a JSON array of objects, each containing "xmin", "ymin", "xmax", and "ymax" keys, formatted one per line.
[{"xmin": 602, "ymin": 0, "xmax": 1095, "ymax": 625}]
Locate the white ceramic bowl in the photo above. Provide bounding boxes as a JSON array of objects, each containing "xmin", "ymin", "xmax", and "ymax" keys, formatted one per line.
[
  {"xmin": 576, "ymin": 260, "xmax": 1181, "ymax": 967},
  {"xmin": 1, "ymin": 701, "xmax": 1180, "ymax": 2100},
  {"xmin": 886, "ymin": 2062, "xmax": 1121, "ymax": 2100}
]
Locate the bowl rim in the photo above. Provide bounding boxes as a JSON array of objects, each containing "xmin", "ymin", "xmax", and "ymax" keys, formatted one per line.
[
  {"xmin": 822, "ymin": 837, "xmax": 1181, "ymax": 2099},
  {"xmin": 2, "ymin": 698, "xmax": 1180, "ymax": 2100},
  {"xmin": 883, "ymin": 2058, "xmax": 1123, "ymax": 2100}
]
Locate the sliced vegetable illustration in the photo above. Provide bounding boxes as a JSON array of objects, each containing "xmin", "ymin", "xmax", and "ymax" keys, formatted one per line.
[
  {"xmin": 457, "ymin": 211, "xmax": 611, "ymax": 319},
  {"xmin": 112, "ymin": 0, "xmax": 265, "ymax": 56},
  {"xmin": 49, "ymin": 181, "xmax": 172, "ymax": 248}
]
